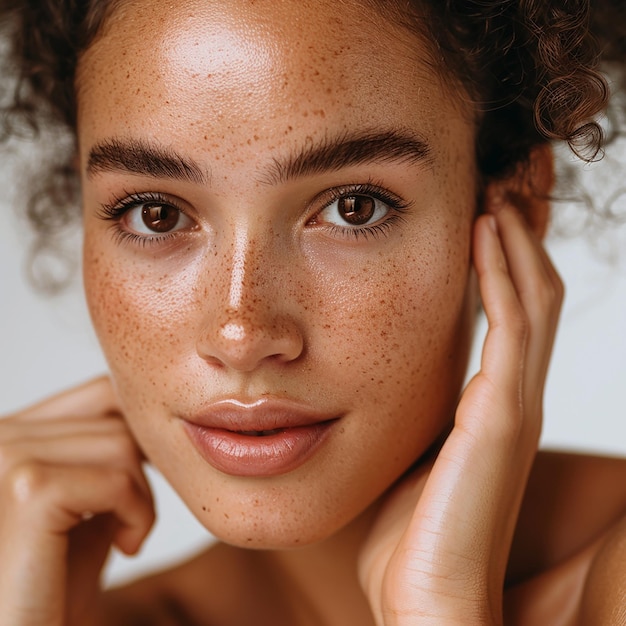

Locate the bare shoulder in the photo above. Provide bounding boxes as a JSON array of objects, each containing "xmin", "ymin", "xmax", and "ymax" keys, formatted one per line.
[
  {"xmin": 580, "ymin": 513, "xmax": 626, "ymax": 624},
  {"xmin": 508, "ymin": 450, "xmax": 626, "ymax": 581},
  {"xmin": 101, "ymin": 542, "xmax": 284, "ymax": 626},
  {"xmin": 504, "ymin": 450, "xmax": 626, "ymax": 624},
  {"xmin": 99, "ymin": 549, "xmax": 214, "ymax": 626}
]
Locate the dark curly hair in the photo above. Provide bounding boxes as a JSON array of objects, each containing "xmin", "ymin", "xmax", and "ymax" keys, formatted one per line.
[{"xmin": 0, "ymin": 0, "xmax": 623, "ymax": 291}]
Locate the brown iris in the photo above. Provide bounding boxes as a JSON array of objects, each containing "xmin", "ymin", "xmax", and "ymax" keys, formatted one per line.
[
  {"xmin": 141, "ymin": 203, "xmax": 180, "ymax": 233},
  {"xmin": 338, "ymin": 195, "xmax": 375, "ymax": 225}
]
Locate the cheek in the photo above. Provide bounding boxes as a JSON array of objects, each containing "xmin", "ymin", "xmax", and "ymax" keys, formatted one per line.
[
  {"xmin": 83, "ymin": 239, "xmax": 205, "ymax": 414},
  {"xmin": 312, "ymin": 221, "xmax": 473, "ymax": 397},
  {"xmin": 292, "ymin": 216, "xmax": 476, "ymax": 498}
]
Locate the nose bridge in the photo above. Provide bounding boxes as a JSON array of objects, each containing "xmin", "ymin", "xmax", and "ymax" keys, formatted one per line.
[
  {"xmin": 227, "ymin": 226, "xmax": 256, "ymax": 311},
  {"xmin": 224, "ymin": 219, "xmax": 281, "ymax": 314},
  {"xmin": 196, "ymin": 222, "xmax": 303, "ymax": 371}
]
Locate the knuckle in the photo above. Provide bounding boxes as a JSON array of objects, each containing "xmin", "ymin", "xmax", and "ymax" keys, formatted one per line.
[
  {"xmin": 524, "ymin": 280, "xmax": 554, "ymax": 311},
  {"xmin": 524, "ymin": 272, "xmax": 565, "ymax": 315},
  {"xmin": 141, "ymin": 500, "xmax": 157, "ymax": 526},
  {"xmin": 3, "ymin": 462, "xmax": 49, "ymax": 505},
  {"xmin": 530, "ymin": 287, "xmax": 552, "ymax": 313}
]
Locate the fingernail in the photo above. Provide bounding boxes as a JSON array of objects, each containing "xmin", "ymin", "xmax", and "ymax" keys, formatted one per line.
[{"xmin": 486, "ymin": 215, "xmax": 497, "ymax": 233}]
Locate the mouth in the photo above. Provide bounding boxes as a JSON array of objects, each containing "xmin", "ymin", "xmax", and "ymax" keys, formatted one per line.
[
  {"xmin": 237, "ymin": 428, "xmax": 285, "ymax": 437},
  {"xmin": 180, "ymin": 398, "xmax": 339, "ymax": 477}
]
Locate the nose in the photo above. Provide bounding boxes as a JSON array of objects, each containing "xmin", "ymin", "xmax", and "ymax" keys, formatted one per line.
[
  {"xmin": 198, "ymin": 313, "xmax": 304, "ymax": 372},
  {"xmin": 195, "ymin": 231, "xmax": 304, "ymax": 372}
]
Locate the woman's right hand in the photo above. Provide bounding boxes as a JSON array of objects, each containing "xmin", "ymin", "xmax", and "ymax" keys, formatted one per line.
[{"xmin": 0, "ymin": 377, "xmax": 155, "ymax": 626}]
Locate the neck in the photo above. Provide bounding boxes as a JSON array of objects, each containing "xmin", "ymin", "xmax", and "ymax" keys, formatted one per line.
[{"xmin": 263, "ymin": 499, "xmax": 383, "ymax": 626}]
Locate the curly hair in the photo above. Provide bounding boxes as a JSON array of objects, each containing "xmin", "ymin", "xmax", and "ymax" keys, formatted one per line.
[{"xmin": 0, "ymin": 0, "xmax": 623, "ymax": 291}]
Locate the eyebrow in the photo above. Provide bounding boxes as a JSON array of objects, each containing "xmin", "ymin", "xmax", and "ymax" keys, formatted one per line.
[
  {"xmin": 86, "ymin": 138, "xmax": 208, "ymax": 185},
  {"xmin": 86, "ymin": 129, "xmax": 432, "ymax": 187},
  {"xmin": 263, "ymin": 129, "xmax": 433, "ymax": 185}
]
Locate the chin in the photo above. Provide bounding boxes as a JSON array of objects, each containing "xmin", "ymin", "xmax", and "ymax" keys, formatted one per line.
[
  {"xmin": 190, "ymin": 495, "xmax": 360, "ymax": 551},
  {"xmin": 206, "ymin": 518, "xmax": 335, "ymax": 551}
]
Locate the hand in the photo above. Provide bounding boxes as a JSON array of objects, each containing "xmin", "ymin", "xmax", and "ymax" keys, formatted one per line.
[
  {"xmin": 0, "ymin": 377, "xmax": 155, "ymax": 626},
  {"xmin": 359, "ymin": 204, "xmax": 563, "ymax": 625}
]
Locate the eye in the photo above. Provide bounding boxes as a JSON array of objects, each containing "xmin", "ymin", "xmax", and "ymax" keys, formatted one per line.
[
  {"xmin": 319, "ymin": 193, "xmax": 390, "ymax": 228},
  {"xmin": 98, "ymin": 191, "xmax": 197, "ymax": 242},
  {"xmin": 308, "ymin": 184, "xmax": 411, "ymax": 241},
  {"xmin": 125, "ymin": 201, "xmax": 193, "ymax": 235}
]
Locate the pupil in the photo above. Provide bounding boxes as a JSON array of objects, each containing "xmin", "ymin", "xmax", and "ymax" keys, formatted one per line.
[
  {"xmin": 142, "ymin": 203, "xmax": 179, "ymax": 233},
  {"xmin": 339, "ymin": 196, "xmax": 375, "ymax": 225}
]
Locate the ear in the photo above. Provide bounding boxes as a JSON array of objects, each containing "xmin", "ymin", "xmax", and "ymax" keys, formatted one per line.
[{"xmin": 483, "ymin": 143, "xmax": 555, "ymax": 240}]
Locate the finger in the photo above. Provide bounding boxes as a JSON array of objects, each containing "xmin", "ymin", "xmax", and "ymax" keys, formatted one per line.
[
  {"xmin": 1, "ymin": 461, "xmax": 155, "ymax": 554},
  {"xmin": 0, "ymin": 431, "xmax": 151, "ymax": 500},
  {"xmin": 15, "ymin": 376, "xmax": 121, "ymax": 422},
  {"xmin": 0, "ymin": 413, "xmax": 128, "ymax": 444},
  {"xmin": 470, "ymin": 214, "xmax": 527, "ymax": 421},
  {"xmin": 493, "ymin": 206, "xmax": 563, "ymax": 337},
  {"xmin": 493, "ymin": 207, "xmax": 563, "ymax": 395}
]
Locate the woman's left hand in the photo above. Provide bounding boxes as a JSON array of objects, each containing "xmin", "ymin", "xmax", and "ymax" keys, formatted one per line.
[{"xmin": 359, "ymin": 203, "xmax": 563, "ymax": 625}]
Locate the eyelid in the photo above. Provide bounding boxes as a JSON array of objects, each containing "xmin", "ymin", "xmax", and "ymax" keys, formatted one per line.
[
  {"xmin": 310, "ymin": 182, "xmax": 411, "ymax": 225},
  {"xmin": 314, "ymin": 182, "xmax": 410, "ymax": 213},
  {"xmin": 307, "ymin": 181, "xmax": 412, "ymax": 241},
  {"xmin": 97, "ymin": 190, "xmax": 192, "ymax": 221},
  {"xmin": 96, "ymin": 190, "xmax": 199, "ymax": 247}
]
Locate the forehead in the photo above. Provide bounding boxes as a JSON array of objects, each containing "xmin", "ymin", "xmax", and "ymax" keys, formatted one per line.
[{"xmin": 76, "ymin": 0, "xmax": 472, "ymax": 166}]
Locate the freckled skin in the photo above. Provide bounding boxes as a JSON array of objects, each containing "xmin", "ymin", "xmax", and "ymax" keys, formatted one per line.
[{"xmin": 79, "ymin": 0, "xmax": 478, "ymax": 548}]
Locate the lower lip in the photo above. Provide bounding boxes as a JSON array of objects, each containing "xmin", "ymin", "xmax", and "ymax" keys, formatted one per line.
[{"xmin": 182, "ymin": 420, "xmax": 336, "ymax": 477}]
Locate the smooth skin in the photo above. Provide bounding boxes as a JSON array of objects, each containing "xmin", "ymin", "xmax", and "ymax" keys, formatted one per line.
[{"xmin": 1, "ymin": 0, "xmax": 625, "ymax": 624}]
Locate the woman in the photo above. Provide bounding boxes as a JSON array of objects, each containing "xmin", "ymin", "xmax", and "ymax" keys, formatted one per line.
[{"xmin": 0, "ymin": 0, "xmax": 624, "ymax": 624}]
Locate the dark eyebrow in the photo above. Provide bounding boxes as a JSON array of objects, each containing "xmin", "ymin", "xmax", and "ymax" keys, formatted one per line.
[
  {"xmin": 263, "ymin": 129, "xmax": 433, "ymax": 185},
  {"xmin": 86, "ymin": 138, "xmax": 208, "ymax": 185}
]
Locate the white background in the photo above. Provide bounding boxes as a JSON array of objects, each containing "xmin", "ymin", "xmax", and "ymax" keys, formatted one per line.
[{"xmin": 1, "ymin": 144, "xmax": 625, "ymax": 587}]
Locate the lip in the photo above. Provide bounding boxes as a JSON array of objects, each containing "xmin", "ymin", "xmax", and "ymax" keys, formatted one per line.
[{"xmin": 180, "ymin": 399, "xmax": 339, "ymax": 477}]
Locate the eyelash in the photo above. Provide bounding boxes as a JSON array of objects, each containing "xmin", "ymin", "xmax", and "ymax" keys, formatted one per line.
[
  {"xmin": 97, "ymin": 182, "xmax": 411, "ymax": 247},
  {"xmin": 314, "ymin": 182, "xmax": 411, "ymax": 241},
  {"xmin": 98, "ymin": 191, "xmax": 190, "ymax": 248}
]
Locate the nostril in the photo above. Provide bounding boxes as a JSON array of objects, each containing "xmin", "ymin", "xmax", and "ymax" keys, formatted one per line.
[{"xmin": 196, "ymin": 310, "xmax": 304, "ymax": 372}]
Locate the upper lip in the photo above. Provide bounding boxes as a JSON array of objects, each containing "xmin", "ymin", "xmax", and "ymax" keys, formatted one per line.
[{"xmin": 181, "ymin": 398, "xmax": 339, "ymax": 432}]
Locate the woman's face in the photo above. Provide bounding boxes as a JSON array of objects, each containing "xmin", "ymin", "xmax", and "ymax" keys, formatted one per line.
[{"xmin": 78, "ymin": 0, "xmax": 478, "ymax": 547}]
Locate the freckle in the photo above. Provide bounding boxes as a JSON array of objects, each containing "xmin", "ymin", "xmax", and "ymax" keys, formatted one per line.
[{"xmin": 224, "ymin": 513, "xmax": 230, "ymax": 519}]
